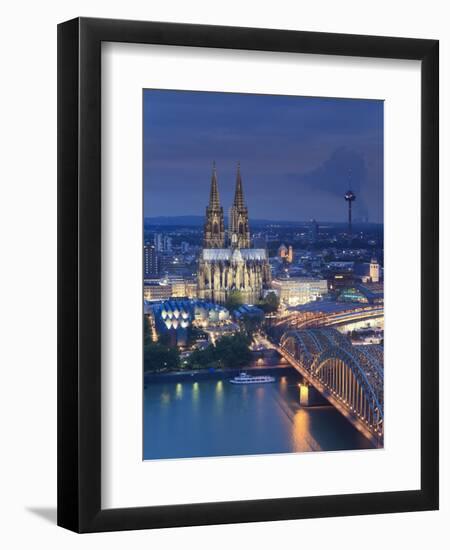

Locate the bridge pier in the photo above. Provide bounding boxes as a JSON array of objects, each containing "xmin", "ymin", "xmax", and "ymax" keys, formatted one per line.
[
  {"xmin": 299, "ymin": 382, "xmax": 311, "ymax": 407},
  {"xmin": 298, "ymin": 382, "xmax": 328, "ymax": 407}
]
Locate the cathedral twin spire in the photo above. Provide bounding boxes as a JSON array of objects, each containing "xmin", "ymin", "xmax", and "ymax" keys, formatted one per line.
[
  {"xmin": 199, "ymin": 162, "xmax": 271, "ymax": 304},
  {"xmin": 203, "ymin": 162, "xmax": 250, "ymax": 250},
  {"xmin": 208, "ymin": 161, "xmax": 221, "ymax": 210},
  {"xmin": 229, "ymin": 162, "xmax": 250, "ymax": 248},
  {"xmin": 233, "ymin": 162, "xmax": 245, "ymax": 210},
  {"xmin": 203, "ymin": 161, "xmax": 225, "ymax": 249}
]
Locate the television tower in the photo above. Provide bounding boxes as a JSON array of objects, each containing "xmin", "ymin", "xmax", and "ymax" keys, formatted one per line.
[
  {"xmin": 344, "ymin": 190, "xmax": 356, "ymax": 235},
  {"xmin": 344, "ymin": 170, "xmax": 356, "ymax": 236}
]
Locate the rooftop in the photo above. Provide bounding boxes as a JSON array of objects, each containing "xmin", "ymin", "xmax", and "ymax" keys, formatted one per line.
[
  {"xmin": 202, "ymin": 248, "xmax": 267, "ymax": 261},
  {"xmin": 287, "ymin": 300, "xmax": 377, "ymax": 315}
]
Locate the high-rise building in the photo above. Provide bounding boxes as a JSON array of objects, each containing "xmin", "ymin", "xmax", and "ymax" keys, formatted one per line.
[
  {"xmin": 154, "ymin": 233, "xmax": 163, "ymax": 252},
  {"xmin": 144, "ymin": 244, "xmax": 159, "ymax": 277},
  {"xmin": 154, "ymin": 233, "xmax": 173, "ymax": 252},
  {"xmin": 370, "ymin": 258, "xmax": 380, "ymax": 283},
  {"xmin": 198, "ymin": 163, "xmax": 271, "ymax": 304},
  {"xmin": 309, "ymin": 219, "xmax": 319, "ymax": 242},
  {"xmin": 163, "ymin": 235, "xmax": 173, "ymax": 252}
]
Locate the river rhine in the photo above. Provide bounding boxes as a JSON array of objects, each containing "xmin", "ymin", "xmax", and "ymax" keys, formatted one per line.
[{"xmin": 143, "ymin": 370, "xmax": 373, "ymax": 460}]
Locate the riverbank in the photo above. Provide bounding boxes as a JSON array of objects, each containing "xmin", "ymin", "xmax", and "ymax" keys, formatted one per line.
[{"xmin": 144, "ymin": 363, "xmax": 294, "ymax": 384}]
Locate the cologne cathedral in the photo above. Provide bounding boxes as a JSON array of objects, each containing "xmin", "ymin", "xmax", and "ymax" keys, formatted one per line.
[{"xmin": 197, "ymin": 163, "xmax": 271, "ymax": 304}]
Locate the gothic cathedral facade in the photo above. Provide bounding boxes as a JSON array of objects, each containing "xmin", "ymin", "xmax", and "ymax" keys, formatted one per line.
[{"xmin": 197, "ymin": 163, "xmax": 271, "ymax": 304}]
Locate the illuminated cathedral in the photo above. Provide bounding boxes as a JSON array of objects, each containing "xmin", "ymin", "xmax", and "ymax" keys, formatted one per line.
[{"xmin": 197, "ymin": 163, "xmax": 271, "ymax": 304}]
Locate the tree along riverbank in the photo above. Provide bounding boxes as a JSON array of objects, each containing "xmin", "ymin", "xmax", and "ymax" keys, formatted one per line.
[{"xmin": 144, "ymin": 364, "xmax": 294, "ymax": 384}]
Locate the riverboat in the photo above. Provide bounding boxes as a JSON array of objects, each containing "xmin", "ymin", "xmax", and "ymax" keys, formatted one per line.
[{"xmin": 230, "ymin": 372, "xmax": 275, "ymax": 384}]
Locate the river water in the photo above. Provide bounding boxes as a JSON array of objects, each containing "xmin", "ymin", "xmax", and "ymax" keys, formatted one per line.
[{"xmin": 143, "ymin": 371, "xmax": 373, "ymax": 460}]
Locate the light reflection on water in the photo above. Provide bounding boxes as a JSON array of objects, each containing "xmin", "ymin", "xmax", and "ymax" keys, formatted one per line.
[
  {"xmin": 160, "ymin": 391, "xmax": 170, "ymax": 405},
  {"xmin": 192, "ymin": 382, "xmax": 199, "ymax": 404},
  {"xmin": 144, "ymin": 374, "xmax": 373, "ymax": 460},
  {"xmin": 175, "ymin": 383, "xmax": 183, "ymax": 399},
  {"xmin": 292, "ymin": 409, "xmax": 320, "ymax": 453}
]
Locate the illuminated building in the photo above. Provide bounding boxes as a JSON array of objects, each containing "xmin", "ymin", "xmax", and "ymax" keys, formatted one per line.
[
  {"xmin": 149, "ymin": 299, "xmax": 233, "ymax": 346},
  {"xmin": 197, "ymin": 163, "xmax": 271, "ymax": 304},
  {"xmin": 184, "ymin": 280, "xmax": 198, "ymax": 299},
  {"xmin": 143, "ymin": 244, "xmax": 159, "ymax": 277},
  {"xmin": 272, "ymin": 277, "xmax": 328, "ymax": 306},
  {"xmin": 144, "ymin": 277, "xmax": 198, "ymax": 301},
  {"xmin": 168, "ymin": 277, "xmax": 198, "ymax": 298},
  {"xmin": 156, "ymin": 300, "xmax": 229, "ymax": 327},
  {"xmin": 143, "ymin": 281, "xmax": 172, "ymax": 301},
  {"xmin": 337, "ymin": 283, "xmax": 383, "ymax": 305},
  {"xmin": 370, "ymin": 257, "xmax": 380, "ymax": 282},
  {"xmin": 273, "ymin": 299, "xmax": 384, "ymax": 333},
  {"xmin": 289, "ymin": 246, "xmax": 294, "ymax": 263},
  {"xmin": 278, "ymin": 243, "xmax": 293, "ymax": 263},
  {"xmin": 287, "ymin": 246, "xmax": 294, "ymax": 263},
  {"xmin": 278, "ymin": 244, "xmax": 288, "ymax": 259},
  {"xmin": 169, "ymin": 279, "xmax": 187, "ymax": 297}
]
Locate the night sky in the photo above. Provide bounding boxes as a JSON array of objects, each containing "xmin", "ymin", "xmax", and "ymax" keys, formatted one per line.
[{"xmin": 143, "ymin": 90, "xmax": 383, "ymax": 223}]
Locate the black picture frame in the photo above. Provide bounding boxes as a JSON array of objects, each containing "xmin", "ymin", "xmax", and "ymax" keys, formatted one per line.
[{"xmin": 57, "ymin": 17, "xmax": 439, "ymax": 533}]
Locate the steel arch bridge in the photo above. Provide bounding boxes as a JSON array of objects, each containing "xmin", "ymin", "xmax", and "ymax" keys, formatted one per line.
[{"xmin": 279, "ymin": 328, "xmax": 383, "ymax": 445}]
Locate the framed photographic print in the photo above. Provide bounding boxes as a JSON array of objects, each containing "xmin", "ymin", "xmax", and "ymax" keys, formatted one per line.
[{"xmin": 57, "ymin": 17, "xmax": 439, "ymax": 532}]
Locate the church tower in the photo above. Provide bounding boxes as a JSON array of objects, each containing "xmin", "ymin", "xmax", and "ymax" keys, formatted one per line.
[
  {"xmin": 370, "ymin": 257, "xmax": 380, "ymax": 283},
  {"xmin": 198, "ymin": 162, "xmax": 270, "ymax": 304},
  {"xmin": 229, "ymin": 163, "xmax": 251, "ymax": 248},
  {"xmin": 203, "ymin": 162, "xmax": 225, "ymax": 248}
]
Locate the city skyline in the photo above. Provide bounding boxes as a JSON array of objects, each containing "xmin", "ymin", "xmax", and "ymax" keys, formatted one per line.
[
  {"xmin": 143, "ymin": 88, "xmax": 384, "ymax": 460},
  {"xmin": 143, "ymin": 90, "xmax": 384, "ymax": 223}
]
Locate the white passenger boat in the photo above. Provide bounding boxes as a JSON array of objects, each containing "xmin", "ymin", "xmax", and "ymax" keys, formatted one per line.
[{"xmin": 230, "ymin": 372, "xmax": 275, "ymax": 384}]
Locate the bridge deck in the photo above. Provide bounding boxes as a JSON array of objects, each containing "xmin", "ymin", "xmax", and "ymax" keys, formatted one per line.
[
  {"xmin": 275, "ymin": 306, "xmax": 384, "ymax": 330},
  {"xmin": 277, "ymin": 345, "xmax": 382, "ymax": 447}
]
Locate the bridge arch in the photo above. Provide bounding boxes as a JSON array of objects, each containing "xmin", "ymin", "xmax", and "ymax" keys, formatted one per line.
[
  {"xmin": 279, "ymin": 328, "xmax": 383, "ymax": 437},
  {"xmin": 311, "ymin": 346, "xmax": 383, "ymax": 429}
]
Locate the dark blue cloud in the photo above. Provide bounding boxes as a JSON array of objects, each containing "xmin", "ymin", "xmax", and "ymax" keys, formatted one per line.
[{"xmin": 143, "ymin": 90, "xmax": 383, "ymax": 222}]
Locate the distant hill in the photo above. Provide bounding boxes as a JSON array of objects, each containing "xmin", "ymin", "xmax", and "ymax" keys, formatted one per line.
[
  {"xmin": 144, "ymin": 216, "xmax": 383, "ymax": 228},
  {"xmin": 144, "ymin": 216, "xmax": 205, "ymax": 226},
  {"xmin": 145, "ymin": 216, "xmax": 311, "ymax": 227}
]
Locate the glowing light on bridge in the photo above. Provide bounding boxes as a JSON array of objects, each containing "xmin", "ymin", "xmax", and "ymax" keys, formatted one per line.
[{"xmin": 280, "ymin": 328, "xmax": 383, "ymax": 446}]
